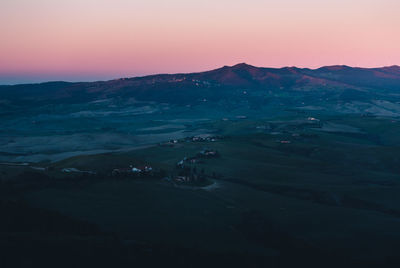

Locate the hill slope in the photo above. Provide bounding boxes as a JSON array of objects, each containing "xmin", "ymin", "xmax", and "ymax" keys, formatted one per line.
[{"xmin": 1, "ymin": 63, "xmax": 400, "ymax": 107}]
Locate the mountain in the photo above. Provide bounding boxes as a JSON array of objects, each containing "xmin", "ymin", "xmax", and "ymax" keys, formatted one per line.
[{"xmin": 1, "ymin": 63, "xmax": 400, "ymax": 107}]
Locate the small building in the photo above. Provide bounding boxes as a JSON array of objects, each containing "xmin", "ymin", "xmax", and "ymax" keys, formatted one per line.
[
  {"xmin": 198, "ymin": 149, "xmax": 219, "ymax": 158},
  {"xmin": 132, "ymin": 167, "xmax": 141, "ymax": 173},
  {"xmin": 308, "ymin": 117, "xmax": 320, "ymax": 122}
]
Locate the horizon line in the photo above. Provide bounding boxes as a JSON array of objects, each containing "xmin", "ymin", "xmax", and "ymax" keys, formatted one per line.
[{"xmin": 1, "ymin": 63, "xmax": 399, "ymax": 86}]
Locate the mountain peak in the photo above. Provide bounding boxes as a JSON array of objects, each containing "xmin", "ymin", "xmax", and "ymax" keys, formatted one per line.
[
  {"xmin": 385, "ymin": 65, "xmax": 400, "ymax": 70},
  {"xmin": 231, "ymin": 63, "xmax": 256, "ymax": 69},
  {"xmin": 317, "ymin": 65, "xmax": 351, "ymax": 71}
]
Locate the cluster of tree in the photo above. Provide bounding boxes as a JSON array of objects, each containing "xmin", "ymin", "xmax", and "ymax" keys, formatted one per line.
[
  {"xmin": 111, "ymin": 168, "xmax": 167, "ymax": 180},
  {"xmin": 176, "ymin": 166, "xmax": 207, "ymax": 183}
]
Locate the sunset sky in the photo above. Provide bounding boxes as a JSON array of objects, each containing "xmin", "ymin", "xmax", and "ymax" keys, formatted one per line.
[{"xmin": 1, "ymin": 0, "xmax": 399, "ymax": 84}]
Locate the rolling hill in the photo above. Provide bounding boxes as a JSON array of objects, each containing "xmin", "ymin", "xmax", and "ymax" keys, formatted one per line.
[{"xmin": 1, "ymin": 63, "xmax": 400, "ymax": 107}]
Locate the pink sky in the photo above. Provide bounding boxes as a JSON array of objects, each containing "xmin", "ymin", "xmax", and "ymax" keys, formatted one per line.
[{"xmin": 1, "ymin": 0, "xmax": 399, "ymax": 83}]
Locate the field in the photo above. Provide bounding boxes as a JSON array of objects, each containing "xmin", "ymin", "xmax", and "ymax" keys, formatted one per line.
[{"xmin": 2, "ymin": 113, "xmax": 400, "ymax": 267}]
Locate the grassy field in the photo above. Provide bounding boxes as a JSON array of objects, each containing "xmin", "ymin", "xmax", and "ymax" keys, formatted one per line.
[{"xmin": 2, "ymin": 114, "xmax": 400, "ymax": 267}]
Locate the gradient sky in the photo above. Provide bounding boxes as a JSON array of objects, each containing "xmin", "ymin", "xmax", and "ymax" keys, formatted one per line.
[{"xmin": 1, "ymin": 0, "xmax": 399, "ymax": 84}]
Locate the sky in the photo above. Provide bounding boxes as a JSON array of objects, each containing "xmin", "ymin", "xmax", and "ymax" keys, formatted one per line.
[{"xmin": 0, "ymin": 0, "xmax": 399, "ymax": 84}]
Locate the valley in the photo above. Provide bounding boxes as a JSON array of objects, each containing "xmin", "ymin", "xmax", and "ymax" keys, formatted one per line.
[{"xmin": 2, "ymin": 64, "xmax": 400, "ymax": 267}]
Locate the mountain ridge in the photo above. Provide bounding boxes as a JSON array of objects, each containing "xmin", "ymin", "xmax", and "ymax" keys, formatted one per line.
[
  {"xmin": 2, "ymin": 63, "xmax": 400, "ymax": 86},
  {"xmin": 1, "ymin": 63, "xmax": 400, "ymax": 107}
]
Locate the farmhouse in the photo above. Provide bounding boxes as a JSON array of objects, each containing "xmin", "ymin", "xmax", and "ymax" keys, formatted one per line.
[
  {"xmin": 132, "ymin": 166, "xmax": 153, "ymax": 173},
  {"xmin": 112, "ymin": 165, "xmax": 153, "ymax": 176},
  {"xmin": 308, "ymin": 117, "xmax": 320, "ymax": 122},
  {"xmin": 197, "ymin": 149, "xmax": 219, "ymax": 158}
]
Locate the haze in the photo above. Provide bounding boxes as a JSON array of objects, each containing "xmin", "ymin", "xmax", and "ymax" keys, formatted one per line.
[{"xmin": 1, "ymin": 0, "xmax": 399, "ymax": 84}]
